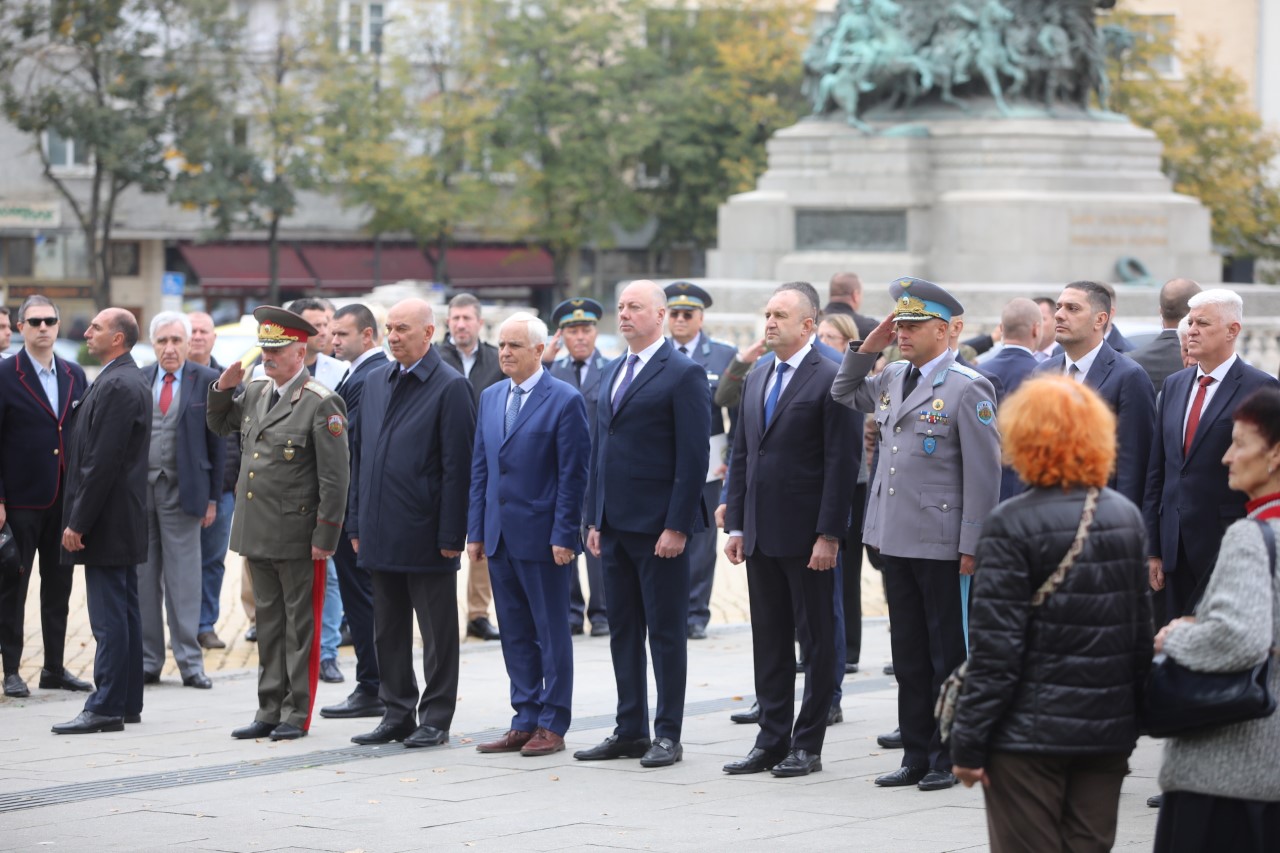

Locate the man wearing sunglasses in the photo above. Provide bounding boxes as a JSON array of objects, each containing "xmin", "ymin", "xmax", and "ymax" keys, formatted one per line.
[
  {"xmin": 664, "ymin": 282, "xmax": 737, "ymax": 641},
  {"xmin": 0, "ymin": 296, "xmax": 89, "ymax": 698}
]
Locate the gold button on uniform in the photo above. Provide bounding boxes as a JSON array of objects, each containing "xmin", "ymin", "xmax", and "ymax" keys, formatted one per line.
[
  {"xmin": 53, "ymin": 449, "xmax": 59, "ymax": 455},
  {"xmin": 247, "ymin": 492, "xmax": 254, "ymax": 500},
  {"xmin": 248, "ymin": 472, "xmax": 255, "ymax": 479},
  {"xmin": 254, "ymin": 452, "xmax": 260, "ymax": 459}
]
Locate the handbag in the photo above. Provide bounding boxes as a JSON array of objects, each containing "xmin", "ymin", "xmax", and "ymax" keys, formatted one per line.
[
  {"xmin": 937, "ymin": 487, "xmax": 1099, "ymax": 742},
  {"xmin": 1141, "ymin": 520, "xmax": 1278, "ymax": 738}
]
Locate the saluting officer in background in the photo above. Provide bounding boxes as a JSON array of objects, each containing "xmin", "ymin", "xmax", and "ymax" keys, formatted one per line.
[
  {"xmin": 664, "ymin": 282, "xmax": 738, "ymax": 641},
  {"xmin": 545, "ymin": 297, "xmax": 612, "ymax": 637},
  {"xmin": 208, "ymin": 306, "xmax": 350, "ymax": 742},
  {"xmin": 831, "ymin": 277, "xmax": 1001, "ymax": 793}
]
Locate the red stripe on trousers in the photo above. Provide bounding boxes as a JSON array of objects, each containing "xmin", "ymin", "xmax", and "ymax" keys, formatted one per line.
[{"xmin": 303, "ymin": 558, "xmax": 325, "ymax": 731}]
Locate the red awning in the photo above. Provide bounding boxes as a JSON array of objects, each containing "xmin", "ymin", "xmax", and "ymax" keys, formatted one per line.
[
  {"xmin": 300, "ymin": 244, "xmax": 433, "ymax": 290},
  {"xmin": 439, "ymin": 246, "xmax": 555, "ymax": 289},
  {"xmin": 178, "ymin": 243, "xmax": 315, "ymax": 296}
]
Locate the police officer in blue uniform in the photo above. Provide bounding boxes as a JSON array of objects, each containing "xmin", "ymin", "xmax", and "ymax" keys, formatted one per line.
[
  {"xmin": 545, "ymin": 298, "xmax": 611, "ymax": 637},
  {"xmin": 664, "ymin": 282, "xmax": 738, "ymax": 640}
]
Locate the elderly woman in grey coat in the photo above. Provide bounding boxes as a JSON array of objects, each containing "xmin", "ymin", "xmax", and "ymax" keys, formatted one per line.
[{"xmin": 1154, "ymin": 386, "xmax": 1280, "ymax": 852}]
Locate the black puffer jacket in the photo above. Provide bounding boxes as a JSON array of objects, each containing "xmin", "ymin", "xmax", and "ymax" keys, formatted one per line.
[{"xmin": 949, "ymin": 486, "xmax": 1153, "ymax": 769}]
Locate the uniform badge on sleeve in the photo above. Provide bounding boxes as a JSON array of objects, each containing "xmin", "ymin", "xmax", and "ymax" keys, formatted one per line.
[
  {"xmin": 327, "ymin": 414, "xmax": 346, "ymax": 437},
  {"xmin": 975, "ymin": 400, "xmax": 995, "ymax": 425}
]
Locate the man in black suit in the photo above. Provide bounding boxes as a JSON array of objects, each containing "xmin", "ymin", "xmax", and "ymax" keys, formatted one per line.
[
  {"xmin": 983, "ymin": 298, "xmax": 1043, "ymax": 500},
  {"xmin": 438, "ymin": 292, "xmax": 503, "ymax": 642},
  {"xmin": 544, "ymin": 297, "xmax": 611, "ymax": 637},
  {"xmin": 1144, "ymin": 289, "xmax": 1280, "ymax": 618},
  {"xmin": 1130, "ymin": 278, "xmax": 1201, "ymax": 395},
  {"xmin": 722, "ymin": 285, "xmax": 859, "ymax": 778},
  {"xmin": 320, "ymin": 302, "xmax": 388, "ymax": 720},
  {"xmin": 138, "ymin": 312, "xmax": 224, "ymax": 689},
  {"xmin": 0, "ymin": 296, "xmax": 90, "ymax": 698},
  {"xmin": 348, "ymin": 299, "xmax": 476, "ymax": 749},
  {"xmin": 1036, "ymin": 281, "xmax": 1156, "ymax": 507},
  {"xmin": 822, "ymin": 271, "xmax": 877, "ymax": 339},
  {"xmin": 576, "ymin": 280, "xmax": 710, "ymax": 768},
  {"xmin": 54, "ymin": 308, "xmax": 152, "ymax": 734}
]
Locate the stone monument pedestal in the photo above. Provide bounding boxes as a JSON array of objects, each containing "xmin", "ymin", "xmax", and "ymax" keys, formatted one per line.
[{"xmin": 707, "ymin": 117, "xmax": 1219, "ymax": 286}]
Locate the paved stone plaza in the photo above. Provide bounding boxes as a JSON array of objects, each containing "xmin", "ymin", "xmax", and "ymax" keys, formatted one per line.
[{"xmin": 0, "ymin": 555, "xmax": 1163, "ymax": 851}]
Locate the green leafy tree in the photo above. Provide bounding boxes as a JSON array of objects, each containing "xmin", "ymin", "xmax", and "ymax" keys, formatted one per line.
[
  {"xmin": 0, "ymin": 0, "xmax": 240, "ymax": 310},
  {"xmin": 1108, "ymin": 6, "xmax": 1280, "ymax": 262}
]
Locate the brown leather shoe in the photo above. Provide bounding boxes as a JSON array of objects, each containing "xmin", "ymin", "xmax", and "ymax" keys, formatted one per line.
[
  {"xmin": 475, "ymin": 729, "xmax": 534, "ymax": 753},
  {"xmin": 521, "ymin": 727, "xmax": 565, "ymax": 757}
]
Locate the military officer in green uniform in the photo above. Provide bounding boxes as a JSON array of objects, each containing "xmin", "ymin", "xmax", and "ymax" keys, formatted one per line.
[
  {"xmin": 831, "ymin": 276, "xmax": 1001, "ymax": 792},
  {"xmin": 207, "ymin": 306, "xmax": 350, "ymax": 742}
]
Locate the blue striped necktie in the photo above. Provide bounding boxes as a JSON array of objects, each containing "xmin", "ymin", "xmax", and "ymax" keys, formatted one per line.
[{"xmin": 504, "ymin": 386, "xmax": 525, "ymax": 436}]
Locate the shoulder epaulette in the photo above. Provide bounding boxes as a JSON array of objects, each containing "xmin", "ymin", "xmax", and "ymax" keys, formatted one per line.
[
  {"xmin": 303, "ymin": 379, "xmax": 332, "ymax": 398},
  {"xmin": 948, "ymin": 363, "xmax": 982, "ymax": 381}
]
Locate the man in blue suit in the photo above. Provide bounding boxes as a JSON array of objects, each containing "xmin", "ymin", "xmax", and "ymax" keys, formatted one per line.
[
  {"xmin": 1144, "ymin": 289, "xmax": 1280, "ymax": 618},
  {"xmin": 138, "ymin": 312, "xmax": 224, "ymax": 689},
  {"xmin": 468, "ymin": 313, "xmax": 589, "ymax": 758},
  {"xmin": 545, "ymin": 298, "xmax": 611, "ymax": 637},
  {"xmin": 722, "ymin": 285, "xmax": 859, "ymax": 778},
  {"xmin": 576, "ymin": 280, "xmax": 710, "ymax": 768},
  {"xmin": 1036, "ymin": 281, "xmax": 1156, "ymax": 507},
  {"xmin": 664, "ymin": 281, "xmax": 738, "ymax": 640},
  {"xmin": 983, "ymin": 298, "xmax": 1044, "ymax": 500},
  {"xmin": 320, "ymin": 303, "xmax": 389, "ymax": 721},
  {"xmin": 0, "ymin": 296, "xmax": 90, "ymax": 698}
]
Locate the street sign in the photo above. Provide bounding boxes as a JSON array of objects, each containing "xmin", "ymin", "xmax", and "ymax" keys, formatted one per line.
[{"xmin": 161, "ymin": 271, "xmax": 185, "ymax": 296}]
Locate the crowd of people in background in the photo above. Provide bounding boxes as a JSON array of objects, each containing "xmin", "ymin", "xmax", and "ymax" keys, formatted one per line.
[{"xmin": 0, "ymin": 267, "xmax": 1277, "ymax": 851}]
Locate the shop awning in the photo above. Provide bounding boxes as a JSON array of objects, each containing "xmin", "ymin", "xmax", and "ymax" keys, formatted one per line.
[
  {"xmin": 299, "ymin": 244, "xmax": 433, "ymax": 290},
  {"xmin": 178, "ymin": 243, "xmax": 315, "ymax": 296},
  {"xmin": 437, "ymin": 246, "xmax": 555, "ymax": 289}
]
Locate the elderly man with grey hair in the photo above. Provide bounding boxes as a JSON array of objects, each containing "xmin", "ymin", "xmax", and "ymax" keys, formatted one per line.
[{"xmin": 138, "ymin": 311, "xmax": 225, "ymax": 689}]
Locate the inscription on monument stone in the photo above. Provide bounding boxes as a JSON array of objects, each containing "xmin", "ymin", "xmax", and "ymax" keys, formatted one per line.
[
  {"xmin": 1068, "ymin": 212, "xmax": 1169, "ymax": 249},
  {"xmin": 795, "ymin": 210, "xmax": 908, "ymax": 252}
]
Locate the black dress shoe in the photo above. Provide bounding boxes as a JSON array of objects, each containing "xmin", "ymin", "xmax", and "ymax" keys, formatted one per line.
[
  {"xmin": 39, "ymin": 668, "xmax": 92, "ymax": 692},
  {"xmin": 883, "ymin": 663, "xmax": 894, "ymax": 676},
  {"xmin": 876, "ymin": 727, "xmax": 903, "ymax": 749},
  {"xmin": 771, "ymin": 749, "xmax": 822, "ymax": 777},
  {"xmin": 1148, "ymin": 793, "xmax": 1163, "ymax": 808},
  {"xmin": 827, "ymin": 705, "xmax": 843, "ymax": 725},
  {"xmin": 142, "ymin": 672, "xmax": 161, "ymax": 685},
  {"xmin": 918, "ymin": 769, "xmax": 958, "ymax": 791},
  {"xmin": 197, "ymin": 631, "xmax": 226, "ymax": 650},
  {"xmin": 688, "ymin": 624, "xmax": 707, "ymax": 640},
  {"xmin": 3, "ymin": 673, "xmax": 30, "ymax": 697},
  {"xmin": 573, "ymin": 734, "xmax": 652, "ymax": 761},
  {"xmin": 269, "ymin": 722, "xmax": 306, "ymax": 741},
  {"xmin": 319, "ymin": 659, "xmax": 344, "ymax": 683},
  {"xmin": 640, "ymin": 736, "xmax": 682, "ymax": 767},
  {"xmin": 52, "ymin": 710, "xmax": 124, "ymax": 734},
  {"xmin": 320, "ymin": 690, "xmax": 385, "ymax": 719},
  {"xmin": 244, "ymin": 625, "xmax": 257, "ymax": 642},
  {"xmin": 845, "ymin": 663, "xmax": 859, "ymax": 674},
  {"xmin": 182, "ymin": 673, "xmax": 213, "ymax": 689},
  {"xmin": 404, "ymin": 724, "xmax": 449, "ymax": 748},
  {"xmin": 570, "ymin": 623, "xmax": 584, "ymax": 635},
  {"xmin": 723, "ymin": 747, "xmax": 786, "ymax": 775},
  {"xmin": 589, "ymin": 621, "xmax": 610, "ymax": 637},
  {"xmin": 339, "ymin": 621, "xmax": 353, "ymax": 647},
  {"xmin": 730, "ymin": 701, "xmax": 760, "ymax": 725},
  {"xmin": 232, "ymin": 720, "xmax": 277, "ymax": 739},
  {"xmin": 351, "ymin": 720, "xmax": 417, "ymax": 745},
  {"xmin": 466, "ymin": 617, "xmax": 500, "ymax": 641},
  {"xmin": 125, "ymin": 714, "xmax": 141, "ymax": 725},
  {"xmin": 875, "ymin": 765, "xmax": 928, "ymax": 787}
]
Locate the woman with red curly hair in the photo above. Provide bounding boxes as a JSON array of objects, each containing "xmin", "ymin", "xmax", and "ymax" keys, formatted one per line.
[{"xmin": 948, "ymin": 375, "xmax": 1153, "ymax": 852}]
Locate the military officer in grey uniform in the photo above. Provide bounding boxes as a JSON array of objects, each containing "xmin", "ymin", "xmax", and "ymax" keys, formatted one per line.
[
  {"xmin": 207, "ymin": 306, "xmax": 350, "ymax": 742},
  {"xmin": 545, "ymin": 297, "xmax": 611, "ymax": 636},
  {"xmin": 664, "ymin": 282, "xmax": 737, "ymax": 639},
  {"xmin": 831, "ymin": 276, "xmax": 1001, "ymax": 792}
]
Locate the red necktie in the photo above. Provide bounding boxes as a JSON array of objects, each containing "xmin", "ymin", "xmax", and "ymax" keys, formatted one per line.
[
  {"xmin": 159, "ymin": 372, "xmax": 175, "ymax": 415},
  {"xmin": 1183, "ymin": 375, "xmax": 1215, "ymax": 456}
]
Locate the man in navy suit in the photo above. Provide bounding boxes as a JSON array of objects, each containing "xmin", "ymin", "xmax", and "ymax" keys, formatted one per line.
[
  {"xmin": 983, "ymin": 298, "xmax": 1043, "ymax": 500},
  {"xmin": 138, "ymin": 312, "xmax": 224, "ymax": 689},
  {"xmin": 722, "ymin": 285, "xmax": 859, "ymax": 778},
  {"xmin": 1036, "ymin": 281, "xmax": 1156, "ymax": 506},
  {"xmin": 319, "ymin": 303, "xmax": 388, "ymax": 721},
  {"xmin": 54, "ymin": 309, "xmax": 152, "ymax": 733},
  {"xmin": 468, "ymin": 313, "xmax": 589, "ymax": 757},
  {"xmin": 347, "ymin": 299, "xmax": 476, "ymax": 749},
  {"xmin": 664, "ymin": 281, "xmax": 737, "ymax": 640},
  {"xmin": 576, "ymin": 280, "xmax": 710, "ymax": 768},
  {"xmin": 1130, "ymin": 278, "xmax": 1201, "ymax": 395},
  {"xmin": 545, "ymin": 298, "xmax": 611, "ymax": 637},
  {"xmin": 0, "ymin": 296, "xmax": 90, "ymax": 698},
  {"xmin": 1144, "ymin": 289, "xmax": 1280, "ymax": 618}
]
